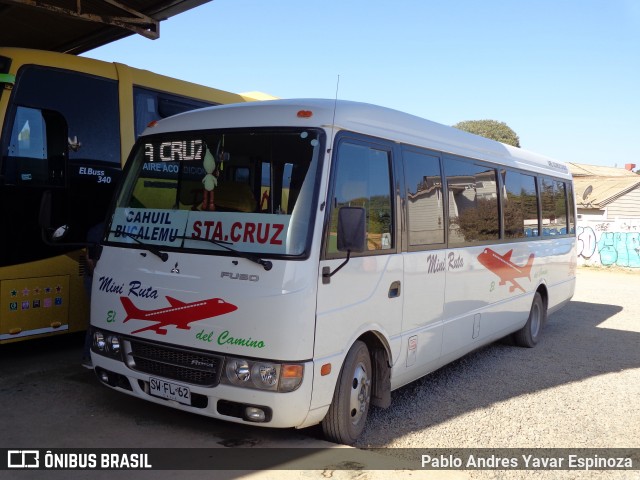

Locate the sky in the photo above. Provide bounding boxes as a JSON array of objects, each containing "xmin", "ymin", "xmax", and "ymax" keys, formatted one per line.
[{"xmin": 85, "ymin": 0, "xmax": 640, "ymax": 168}]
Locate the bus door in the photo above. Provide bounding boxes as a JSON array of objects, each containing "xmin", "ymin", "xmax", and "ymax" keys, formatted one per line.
[
  {"xmin": 316, "ymin": 136, "xmax": 403, "ymax": 392},
  {"xmin": 0, "ymin": 102, "xmax": 72, "ymax": 339}
]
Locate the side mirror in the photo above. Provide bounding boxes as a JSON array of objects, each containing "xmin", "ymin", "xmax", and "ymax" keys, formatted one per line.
[
  {"xmin": 52, "ymin": 225, "xmax": 70, "ymax": 241},
  {"xmin": 39, "ymin": 190, "xmax": 76, "ymax": 245},
  {"xmin": 322, "ymin": 207, "xmax": 366, "ymax": 284},
  {"xmin": 337, "ymin": 206, "xmax": 366, "ymax": 252}
]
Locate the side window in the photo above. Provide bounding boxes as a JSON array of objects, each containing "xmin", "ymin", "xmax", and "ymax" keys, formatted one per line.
[
  {"xmin": 8, "ymin": 106, "xmax": 46, "ymax": 159},
  {"xmin": 567, "ymin": 182, "xmax": 576, "ymax": 234},
  {"xmin": 445, "ymin": 157, "xmax": 499, "ymax": 246},
  {"xmin": 540, "ymin": 177, "xmax": 569, "ymax": 236},
  {"xmin": 5, "ymin": 65, "xmax": 119, "ymax": 165},
  {"xmin": 134, "ymin": 87, "xmax": 214, "ymax": 138},
  {"xmin": 502, "ymin": 170, "xmax": 539, "ymax": 238},
  {"xmin": 328, "ymin": 141, "xmax": 393, "ymax": 254},
  {"xmin": 5, "ymin": 106, "xmax": 67, "ymax": 186},
  {"xmin": 403, "ymin": 149, "xmax": 444, "ymax": 246}
]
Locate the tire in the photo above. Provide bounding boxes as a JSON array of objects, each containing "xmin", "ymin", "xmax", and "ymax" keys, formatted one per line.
[
  {"xmin": 321, "ymin": 340, "xmax": 372, "ymax": 445},
  {"xmin": 513, "ymin": 292, "xmax": 546, "ymax": 348}
]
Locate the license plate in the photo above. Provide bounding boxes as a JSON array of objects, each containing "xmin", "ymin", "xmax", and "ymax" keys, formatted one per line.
[{"xmin": 149, "ymin": 377, "xmax": 191, "ymax": 405}]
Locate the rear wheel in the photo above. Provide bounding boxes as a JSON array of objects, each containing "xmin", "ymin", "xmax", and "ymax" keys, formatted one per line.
[
  {"xmin": 321, "ymin": 340, "xmax": 372, "ymax": 445},
  {"xmin": 513, "ymin": 292, "xmax": 546, "ymax": 347}
]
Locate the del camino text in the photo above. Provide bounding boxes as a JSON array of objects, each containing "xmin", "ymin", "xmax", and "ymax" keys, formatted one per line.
[{"xmin": 197, "ymin": 329, "xmax": 265, "ymax": 349}]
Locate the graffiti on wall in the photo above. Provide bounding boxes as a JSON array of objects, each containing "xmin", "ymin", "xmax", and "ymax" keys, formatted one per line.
[{"xmin": 578, "ymin": 224, "xmax": 640, "ymax": 267}]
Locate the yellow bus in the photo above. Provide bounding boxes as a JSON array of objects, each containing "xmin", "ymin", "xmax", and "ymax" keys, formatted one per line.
[{"xmin": 0, "ymin": 47, "xmax": 258, "ymax": 343}]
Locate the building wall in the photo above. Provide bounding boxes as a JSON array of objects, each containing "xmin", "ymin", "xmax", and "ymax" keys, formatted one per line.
[
  {"xmin": 577, "ymin": 218, "xmax": 640, "ymax": 268},
  {"xmin": 607, "ymin": 186, "xmax": 640, "ymax": 218}
]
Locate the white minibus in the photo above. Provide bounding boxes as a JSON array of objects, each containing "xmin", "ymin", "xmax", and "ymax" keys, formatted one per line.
[{"xmin": 87, "ymin": 99, "xmax": 576, "ymax": 444}]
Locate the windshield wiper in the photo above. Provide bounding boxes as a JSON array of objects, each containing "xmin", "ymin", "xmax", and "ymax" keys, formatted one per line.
[
  {"xmin": 108, "ymin": 230, "xmax": 169, "ymax": 262},
  {"xmin": 179, "ymin": 236, "xmax": 272, "ymax": 271}
]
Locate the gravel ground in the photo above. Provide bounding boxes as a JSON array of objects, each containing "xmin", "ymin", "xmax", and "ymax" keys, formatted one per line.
[{"xmin": 353, "ymin": 267, "xmax": 640, "ymax": 479}]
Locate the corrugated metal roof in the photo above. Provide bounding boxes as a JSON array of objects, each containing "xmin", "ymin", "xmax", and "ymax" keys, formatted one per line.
[
  {"xmin": 568, "ymin": 163, "xmax": 640, "ymax": 208},
  {"xmin": 574, "ymin": 176, "xmax": 640, "ymax": 207},
  {"xmin": 0, "ymin": 0, "xmax": 210, "ymax": 54},
  {"xmin": 568, "ymin": 162, "xmax": 638, "ymax": 177}
]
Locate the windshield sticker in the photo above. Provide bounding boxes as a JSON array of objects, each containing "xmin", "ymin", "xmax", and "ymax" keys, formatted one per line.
[
  {"xmin": 109, "ymin": 208, "xmax": 189, "ymax": 246},
  {"xmin": 184, "ymin": 211, "xmax": 290, "ymax": 254},
  {"xmin": 109, "ymin": 208, "xmax": 290, "ymax": 254},
  {"xmin": 120, "ymin": 295, "xmax": 237, "ymax": 335}
]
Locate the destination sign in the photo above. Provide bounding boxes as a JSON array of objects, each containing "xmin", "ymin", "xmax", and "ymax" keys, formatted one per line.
[{"xmin": 109, "ymin": 208, "xmax": 290, "ymax": 254}]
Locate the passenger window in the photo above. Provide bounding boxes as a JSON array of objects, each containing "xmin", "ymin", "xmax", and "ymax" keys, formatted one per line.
[
  {"xmin": 328, "ymin": 141, "xmax": 393, "ymax": 254},
  {"xmin": 134, "ymin": 87, "xmax": 214, "ymax": 138},
  {"xmin": 540, "ymin": 177, "xmax": 568, "ymax": 236},
  {"xmin": 403, "ymin": 149, "xmax": 444, "ymax": 246},
  {"xmin": 445, "ymin": 157, "xmax": 499, "ymax": 246},
  {"xmin": 502, "ymin": 170, "xmax": 539, "ymax": 238}
]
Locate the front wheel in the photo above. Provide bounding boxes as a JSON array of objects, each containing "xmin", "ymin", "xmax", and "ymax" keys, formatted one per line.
[
  {"xmin": 321, "ymin": 340, "xmax": 372, "ymax": 445},
  {"xmin": 513, "ymin": 292, "xmax": 546, "ymax": 348}
]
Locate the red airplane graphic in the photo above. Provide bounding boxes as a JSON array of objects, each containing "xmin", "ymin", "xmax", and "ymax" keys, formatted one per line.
[
  {"xmin": 477, "ymin": 248, "xmax": 535, "ymax": 293},
  {"xmin": 120, "ymin": 296, "xmax": 238, "ymax": 335}
]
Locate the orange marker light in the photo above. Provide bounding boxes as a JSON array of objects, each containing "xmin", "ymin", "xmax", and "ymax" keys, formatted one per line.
[
  {"xmin": 320, "ymin": 363, "xmax": 332, "ymax": 376},
  {"xmin": 281, "ymin": 364, "xmax": 304, "ymax": 378},
  {"xmin": 147, "ymin": 120, "xmax": 158, "ymax": 128},
  {"xmin": 297, "ymin": 110, "xmax": 313, "ymax": 118}
]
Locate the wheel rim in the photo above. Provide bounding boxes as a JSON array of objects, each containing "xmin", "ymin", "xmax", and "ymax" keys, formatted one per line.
[
  {"xmin": 530, "ymin": 301, "xmax": 541, "ymax": 339},
  {"xmin": 348, "ymin": 362, "xmax": 371, "ymax": 426}
]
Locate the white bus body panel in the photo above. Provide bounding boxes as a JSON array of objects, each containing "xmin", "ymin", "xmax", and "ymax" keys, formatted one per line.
[
  {"xmin": 91, "ymin": 247, "xmax": 321, "ymax": 428},
  {"xmin": 92, "ymin": 248, "xmax": 318, "ymax": 361},
  {"xmin": 313, "ymin": 254, "xmax": 403, "ymax": 409}
]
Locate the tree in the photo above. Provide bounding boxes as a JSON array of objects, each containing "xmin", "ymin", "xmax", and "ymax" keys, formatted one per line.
[{"xmin": 453, "ymin": 120, "xmax": 521, "ymax": 148}]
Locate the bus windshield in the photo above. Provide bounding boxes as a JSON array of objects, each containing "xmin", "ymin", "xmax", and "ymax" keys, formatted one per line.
[{"xmin": 107, "ymin": 127, "xmax": 324, "ymax": 258}]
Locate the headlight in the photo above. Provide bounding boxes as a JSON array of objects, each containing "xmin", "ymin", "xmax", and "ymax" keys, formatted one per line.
[
  {"xmin": 109, "ymin": 336, "xmax": 121, "ymax": 354},
  {"xmin": 94, "ymin": 331, "xmax": 106, "ymax": 351},
  {"xmin": 91, "ymin": 329, "xmax": 123, "ymax": 361},
  {"xmin": 222, "ymin": 357, "xmax": 303, "ymax": 392},
  {"xmin": 226, "ymin": 359, "xmax": 251, "ymax": 385},
  {"xmin": 252, "ymin": 363, "xmax": 278, "ymax": 389}
]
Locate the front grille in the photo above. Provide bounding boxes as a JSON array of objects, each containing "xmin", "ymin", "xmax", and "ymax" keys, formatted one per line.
[{"xmin": 127, "ymin": 339, "xmax": 223, "ymax": 387}]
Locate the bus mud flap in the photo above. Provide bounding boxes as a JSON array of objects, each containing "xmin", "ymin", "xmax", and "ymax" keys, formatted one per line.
[{"xmin": 371, "ymin": 347, "xmax": 391, "ymax": 408}]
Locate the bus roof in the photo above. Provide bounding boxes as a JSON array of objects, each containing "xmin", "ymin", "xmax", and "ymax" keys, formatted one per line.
[
  {"xmin": 0, "ymin": 47, "xmax": 260, "ymax": 105},
  {"xmin": 143, "ymin": 98, "xmax": 571, "ymax": 179}
]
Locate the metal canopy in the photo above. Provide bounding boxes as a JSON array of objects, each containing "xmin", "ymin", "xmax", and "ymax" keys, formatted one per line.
[{"xmin": 0, "ymin": 0, "xmax": 210, "ymax": 54}]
